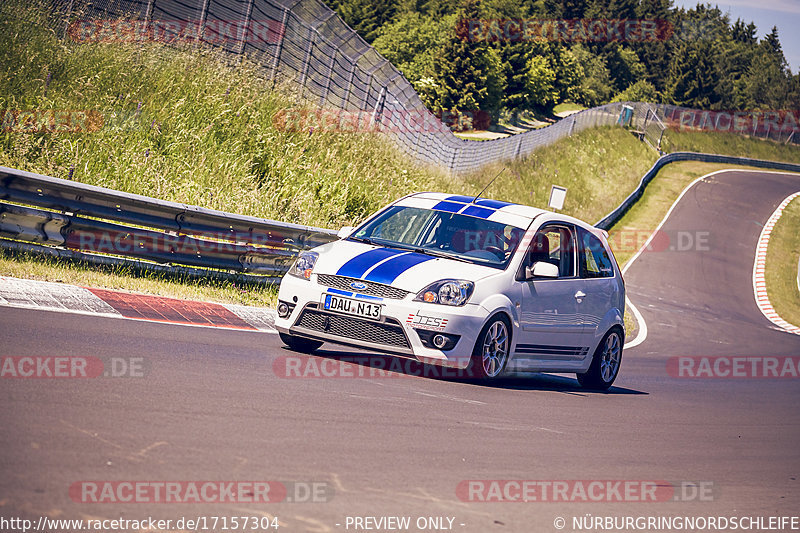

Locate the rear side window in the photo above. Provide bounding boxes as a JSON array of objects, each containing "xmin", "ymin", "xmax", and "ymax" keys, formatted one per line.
[{"xmin": 579, "ymin": 229, "xmax": 614, "ymax": 278}]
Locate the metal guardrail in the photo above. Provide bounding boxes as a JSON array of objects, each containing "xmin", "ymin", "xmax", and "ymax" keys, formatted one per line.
[
  {"xmin": 594, "ymin": 152, "xmax": 800, "ymax": 230},
  {"xmin": 0, "ymin": 166, "xmax": 337, "ymax": 282}
]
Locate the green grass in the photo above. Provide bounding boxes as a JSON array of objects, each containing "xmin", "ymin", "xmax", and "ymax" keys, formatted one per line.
[
  {"xmin": 0, "ymin": 248, "xmax": 278, "ymax": 306},
  {"xmin": 765, "ymin": 197, "xmax": 800, "ymax": 328},
  {"xmin": 553, "ymin": 102, "xmax": 586, "ymax": 115},
  {"xmin": 460, "ymin": 127, "xmax": 658, "ymax": 225},
  {"xmin": 662, "ymin": 130, "xmax": 800, "ymax": 163}
]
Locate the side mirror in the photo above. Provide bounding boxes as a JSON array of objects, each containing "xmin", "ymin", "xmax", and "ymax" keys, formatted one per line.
[
  {"xmin": 526, "ymin": 261, "xmax": 559, "ymax": 279},
  {"xmin": 337, "ymin": 226, "xmax": 354, "ymax": 239}
]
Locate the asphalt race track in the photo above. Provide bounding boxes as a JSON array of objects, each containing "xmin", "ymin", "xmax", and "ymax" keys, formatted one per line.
[{"xmin": 1, "ymin": 170, "xmax": 799, "ymax": 532}]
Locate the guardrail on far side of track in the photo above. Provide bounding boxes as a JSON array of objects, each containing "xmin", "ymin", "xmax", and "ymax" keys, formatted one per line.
[{"xmin": 594, "ymin": 152, "xmax": 800, "ymax": 230}]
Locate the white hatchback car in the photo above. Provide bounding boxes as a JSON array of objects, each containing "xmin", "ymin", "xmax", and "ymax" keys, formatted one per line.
[{"xmin": 276, "ymin": 192, "xmax": 625, "ymax": 389}]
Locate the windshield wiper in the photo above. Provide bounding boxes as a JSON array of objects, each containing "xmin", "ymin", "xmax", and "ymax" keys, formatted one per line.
[
  {"xmin": 412, "ymin": 247, "xmax": 472, "ymax": 264},
  {"xmin": 348, "ymin": 236, "xmax": 372, "ymax": 245}
]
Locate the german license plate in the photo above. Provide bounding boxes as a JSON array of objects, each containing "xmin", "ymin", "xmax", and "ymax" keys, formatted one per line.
[{"xmin": 322, "ymin": 293, "xmax": 382, "ymax": 321}]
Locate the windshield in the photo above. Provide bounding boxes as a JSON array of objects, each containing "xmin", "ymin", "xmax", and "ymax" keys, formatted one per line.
[{"xmin": 350, "ymin": 206, "xmax": 527, "ymax": 269}]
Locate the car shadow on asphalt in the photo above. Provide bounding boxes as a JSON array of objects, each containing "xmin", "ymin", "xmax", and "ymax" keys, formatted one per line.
[{"xmin": 281, "ymin": 347, "xmax": 647, "ymax": 395}]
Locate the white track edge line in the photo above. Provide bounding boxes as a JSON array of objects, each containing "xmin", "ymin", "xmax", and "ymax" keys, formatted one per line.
[{"xmin": 751, "ymin": 192, "xmax": 800, "ymax": 335}]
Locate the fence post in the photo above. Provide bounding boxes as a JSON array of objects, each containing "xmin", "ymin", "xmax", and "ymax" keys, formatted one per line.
[
  {"xmin": 320, "ymin": 50, "xmax": 337, "ymax": 106},
  {"xmin": 61, "ymin": 0, "xmax": 74, "ymax": 39},
  {"xmin": 298, "ymin": 28, "xmax": 316, "ymax": 98},
  {"xmin": 196, "ymin": 0, "xmax": 210, "ymax": 45},
  {"xmin": 237, "ymin": 0, "xmax": 254, "ymax": 57},
  {"xmin": 370, "ymin": 86, "xmax": 387, "ymax": 129},
  {"xmin": 568, "ymin": 116, "xmax": 575, "ymax": 136},
  {"xmin": 449, "ymin": 145, "xmax": 458, "ymax": 174},
  {"xmin": 270, "ymin": 8, "xmax": 290, "ymax": 88},
  {"xmin": 363, "ymin": 71, "xmax": 374, "ymax": 111},
  {"xmin": 144, "ymin": 0, "xmax": 155, "ymax": 26}
]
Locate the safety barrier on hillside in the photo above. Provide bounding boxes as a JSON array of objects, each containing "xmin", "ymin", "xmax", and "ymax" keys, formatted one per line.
[
  {"xmin": 594, "ymin": 152, "xmax": 800, "ymax": 230},
  {"xmin": 0, "ymin": 166, "xmax": 337, "ymax": 282}
]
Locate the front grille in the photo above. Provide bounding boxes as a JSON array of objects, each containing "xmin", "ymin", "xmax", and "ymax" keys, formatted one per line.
[
  {"xmin": 295, "ymin": 308, "xmax": 410, "ymax": 348},
  {"xmin": 316, "ymin": 274, "xmax": 412, "ymax": 300}
]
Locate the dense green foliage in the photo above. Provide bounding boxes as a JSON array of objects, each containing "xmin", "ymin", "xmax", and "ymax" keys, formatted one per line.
[{"xmin": 330, "ymin": 0, "xmax": 800, "ymax": 125}]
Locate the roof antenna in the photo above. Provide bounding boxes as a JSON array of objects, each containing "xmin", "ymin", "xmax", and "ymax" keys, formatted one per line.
[{"xmin": 472, "ymin": 167, "xmax": 507, "ymax": 204}]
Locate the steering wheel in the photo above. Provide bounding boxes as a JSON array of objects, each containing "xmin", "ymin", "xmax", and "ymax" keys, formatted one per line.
[{"xmin": 484, "ymin": 246, "xmax": 504, "ymax": 260}]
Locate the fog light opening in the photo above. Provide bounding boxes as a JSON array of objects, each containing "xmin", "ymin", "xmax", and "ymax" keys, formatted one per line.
[
  {"xmin": 432, "ymin": 334, "xmax": 447, "ymax": 349},
  {"xmin": 277, "ymin": 301, "xmax": 291, "ymax": 318}
]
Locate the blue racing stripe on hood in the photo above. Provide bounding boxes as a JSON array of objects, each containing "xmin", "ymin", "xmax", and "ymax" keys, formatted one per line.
[
  {"xmin": 364, "ymin": 252, "xmax": 434, "ymax": 285},
  {"xmin": 336, "ymin": 248, "xmax": 405, "ymax": 278}
]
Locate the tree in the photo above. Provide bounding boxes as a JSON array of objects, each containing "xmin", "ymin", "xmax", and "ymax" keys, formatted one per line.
[
  {"xmin": 570, "ymin": 44, "xmax": 613, "ymax": 107},
  {"xmin": 611, "ymin": 80, "xmax": 659, "ymax": 103},
  {"xmin": 432, "ymin": 0, "xmax": 506, "ymax": 123},
  {"xmin": 664, "ymin": 39, "xmax": 718, "ymax": 108},
  {"xmin": 324, "ymin": 0, "xmax": 397, "ymax": 43}
]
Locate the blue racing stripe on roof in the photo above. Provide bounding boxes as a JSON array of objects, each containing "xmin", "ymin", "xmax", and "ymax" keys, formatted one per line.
[
  {"xmin": 431, "ymin": 201, "xmax": 463, "ymax": 213},
  {"xmin": 445, "ymin": 195, "xmax": 475, "ymax": 203},
  {"xmin": 364, "ymin": 252, "xmax": 434, "ymax": 285},
  {"xmin": 461, "ymin": 205, "xmax": 495, "ymax": 219},
  {"xmin": 476, "ymin": 198, "xmax": 514, "ymax": 209},
  {"xmin": 336, "ymin": 248, "xmax": 405, "ymax": 278}
]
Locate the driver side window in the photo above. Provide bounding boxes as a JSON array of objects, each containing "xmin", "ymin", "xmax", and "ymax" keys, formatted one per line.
[{"xmin": 523, "ymin": 225, "xmax": 576, "ymax": 278}]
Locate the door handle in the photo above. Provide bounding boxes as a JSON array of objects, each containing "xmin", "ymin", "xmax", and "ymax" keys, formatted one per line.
[{"xmin": 574, "ymin": 291, "xmax": 586, "ymax": 300}]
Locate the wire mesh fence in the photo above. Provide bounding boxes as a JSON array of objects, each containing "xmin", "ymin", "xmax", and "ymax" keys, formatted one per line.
[{"xmin": 51, "ymin": 0, "xmax": 796, "ymax": 175}]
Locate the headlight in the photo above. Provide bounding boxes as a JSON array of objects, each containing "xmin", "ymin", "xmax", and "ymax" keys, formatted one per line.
[
  {"xmin": 414, "ymin": 279, "xmax": 474, "ymax": 306},
  {"xmin": 288, "ymin": 251, "xmax": 319, "ymax": 280}
]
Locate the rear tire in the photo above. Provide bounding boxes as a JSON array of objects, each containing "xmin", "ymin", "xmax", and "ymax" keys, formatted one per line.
[
  {"xmin": 279, "ymin": 332, "xmax": 323, "ymax": 353},
  {"xmin": 577, "ymin": 328, "xmax": 623, "ymax": 391},
  {"xmin": 468, "ymin": 316, "xmax": 511, "ymax": 379}
]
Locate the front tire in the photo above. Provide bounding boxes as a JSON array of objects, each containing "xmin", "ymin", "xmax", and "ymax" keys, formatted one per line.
[
  {"xmin": 469, "ymin": 316, "xmax": 511, "ymax": 379},
  {"xmin": 577, "ymin": 328, "xmax": 623, "ymax": 390},
  {"xmin": 279, "ymin": 332, "xmax": 323, "ymax": 353}
]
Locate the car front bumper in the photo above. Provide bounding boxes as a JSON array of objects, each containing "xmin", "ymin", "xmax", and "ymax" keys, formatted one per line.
[{"xmin": 275, "ymin": 273, "xmax": 489, "ymax": 369}]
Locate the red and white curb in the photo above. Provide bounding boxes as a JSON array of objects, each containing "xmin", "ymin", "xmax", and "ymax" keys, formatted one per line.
[
  {"xmin": 752, "ymin": 192, "xmax": 800, "ymax": 335},
  {"xmin": 0, "ymin": 276, "xmax": 277, "ymax": 332}
]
